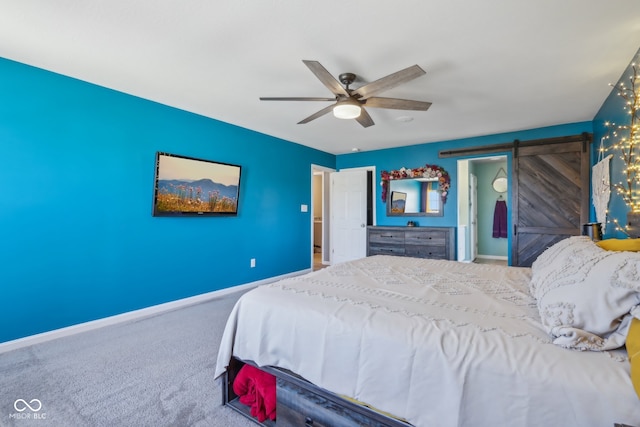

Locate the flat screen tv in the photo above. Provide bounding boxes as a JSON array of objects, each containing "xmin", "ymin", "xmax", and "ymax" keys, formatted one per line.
[{"xmin": 152, "ymin": 152, "xmax": 241, "ymax": 216}]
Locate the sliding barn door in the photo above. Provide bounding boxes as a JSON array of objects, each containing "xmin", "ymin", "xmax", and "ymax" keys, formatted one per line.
[{"xmin": 512, "ymin": 135, "xmax": 590, "ymax": 267}]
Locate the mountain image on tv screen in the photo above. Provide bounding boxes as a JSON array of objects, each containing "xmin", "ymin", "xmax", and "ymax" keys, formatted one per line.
[{"xmin": 153, "ymin": 152, "xmax": 241, "ymax": 216}]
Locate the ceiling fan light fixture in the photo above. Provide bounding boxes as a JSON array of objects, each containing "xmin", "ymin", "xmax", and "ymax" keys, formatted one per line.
[
  {"xmin": 333, "ymin": 99, "xmax": 361, "ymax": 119},
  {"xmin": 261, "ymin": 61, "xmax": 430, "ymax": 127}
]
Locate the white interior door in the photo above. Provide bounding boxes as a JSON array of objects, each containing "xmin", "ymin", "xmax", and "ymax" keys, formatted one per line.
[
  {"xmin": 330, "ymin": 170, "xmax": 368, "ymax": 264},
  {"xmin": 470, "ymin": 173, "xmax": 478, "ymax": 262}
]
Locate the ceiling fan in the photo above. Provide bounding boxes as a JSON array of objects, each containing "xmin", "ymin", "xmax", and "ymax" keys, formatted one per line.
[{"xmin": 260, "ymin": 60, "xmax": 432, "ymax": 128}]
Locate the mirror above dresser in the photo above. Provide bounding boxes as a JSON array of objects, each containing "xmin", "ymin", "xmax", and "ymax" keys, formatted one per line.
[{"xmin": 381, "ymin": 164, "xmax": 451, "ymax": 217}]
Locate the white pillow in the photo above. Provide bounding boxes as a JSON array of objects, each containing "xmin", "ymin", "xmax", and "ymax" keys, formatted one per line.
[{"xmin": 530, "ymin": 236, "xmax": 640, "ymax": 350}]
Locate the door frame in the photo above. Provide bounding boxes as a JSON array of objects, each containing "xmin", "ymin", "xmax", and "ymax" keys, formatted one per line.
[
  {"xmin": 311, "ymin": 164, "xmax": 335, "ymax": 268},
  {"xmin": 457, "ymin": 156, "xmax": 509, "ymax": 263},
  {"xmin": 469, "ymin": 173, "xmax": 478, "ymax": 262}
]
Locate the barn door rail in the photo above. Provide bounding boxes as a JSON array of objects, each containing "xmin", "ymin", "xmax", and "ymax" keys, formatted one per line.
[{"xmin": 438, "ymin": 132, "xmax": 591, "ymax": 158}]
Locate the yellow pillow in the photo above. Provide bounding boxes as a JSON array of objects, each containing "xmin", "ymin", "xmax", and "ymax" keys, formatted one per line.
[
  {"xmin": 628, "ymin": 317, "xmax": 640, "ymax": 399},
  {"xmin": 596, "ymin": 238, "xmax": 640, "ymax": 252}
]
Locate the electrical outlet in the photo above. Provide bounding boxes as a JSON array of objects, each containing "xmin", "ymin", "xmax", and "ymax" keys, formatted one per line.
[
  {"xmin": 250, "ymin": 258, "xmax": 256, "ymax": 268},
  {"xmin": 301, "ymin": 204, "xmax": 308, "ymax": 212}
]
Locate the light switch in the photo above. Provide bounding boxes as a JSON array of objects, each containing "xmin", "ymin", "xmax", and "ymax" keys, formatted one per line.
[{"xmin": 301, "ymin": 204, "xmax": 308, "ymax": 212}]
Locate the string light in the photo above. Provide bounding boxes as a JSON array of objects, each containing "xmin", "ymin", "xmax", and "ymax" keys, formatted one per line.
[{"xmin": 604, "ymin": 58, "xmax": 640, "ymax": 237}]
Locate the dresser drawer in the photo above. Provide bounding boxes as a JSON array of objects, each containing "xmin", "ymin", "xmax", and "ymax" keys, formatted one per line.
[
  {"xmin": 368, "ymin": 245, "xmax": 406, "ymax": 256},
  {"xmin": 405, "ymin": 245, "xmax": 447, "ymax": 259},
  {"xmin": 367, "ymin": 226, "xmax": 455, "ymax": 261},
  {"xmin": 405, "ymin": 230, "xmax": 447, "ymax": 246},
  {"xmin": 368, "ymin": 229, "xmax": 405, "ymax": 245}
]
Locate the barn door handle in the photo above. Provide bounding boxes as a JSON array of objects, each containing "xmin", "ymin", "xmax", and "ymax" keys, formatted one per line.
[{"xmin": 514, "ymin": 225, "xmax": 517, "ymax": 235}]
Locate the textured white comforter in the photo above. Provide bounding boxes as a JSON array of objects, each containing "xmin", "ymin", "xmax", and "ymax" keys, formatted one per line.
[{"xmin": 215, "ymin": 255, "xmax": 640, "ymax": 427}]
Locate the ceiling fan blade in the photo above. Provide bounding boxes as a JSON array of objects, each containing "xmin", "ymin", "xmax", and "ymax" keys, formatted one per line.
[
  {"xmin": 353, "ymin": 65, "xmax": 426, "ymax": 100},
  {"xmin": 298, "ymin": 104, "xmax": 336, "ymax": 124},
  {"xmin": 365, "ymin": 97, "xmax": 432, "ymax": 111},
  {"xmin": 302, "ymin": 60, "xmax": 349, "ymax": 97},
  {"xmin": 260, "ymin": 97, "xmax": 335, "ymax": 101},
  {"xmin": 355, "ymin": 108, "xmax": 375, "ymax": 128}
]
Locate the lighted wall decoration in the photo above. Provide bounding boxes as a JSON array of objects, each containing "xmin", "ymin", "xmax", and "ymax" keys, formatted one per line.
[{"xmin": 602, "ymin": 57, "xmax": 640, "ymax": 237}]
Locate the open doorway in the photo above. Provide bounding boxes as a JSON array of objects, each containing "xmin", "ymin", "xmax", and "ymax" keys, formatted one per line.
[
  {"xmin": 311, "ymin": 165, "xmax": 334, "ymax": 270},
  {"xmin": 457, "ymin": 156, "xmax": 509, "ymax": 265}
]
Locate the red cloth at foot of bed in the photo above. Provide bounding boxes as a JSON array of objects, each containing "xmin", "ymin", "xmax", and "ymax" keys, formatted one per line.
[{"xmin": 233, "ymin": 364, "xmax": 276, "ymax": 422}]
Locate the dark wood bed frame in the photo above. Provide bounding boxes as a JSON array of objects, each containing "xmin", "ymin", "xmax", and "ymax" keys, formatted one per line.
[
  {"xmin": 222, "ymin": 356, "xmax": 411, "ymax": 427},
  {"xmin": 223, "ymin": 357, "xmax": 637, "ymax": 427}
]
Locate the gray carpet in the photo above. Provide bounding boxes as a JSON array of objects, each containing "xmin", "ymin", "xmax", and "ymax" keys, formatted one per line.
[{"xmin": 0, "ymin": 290, "xmax": 258, "ymax": 427}]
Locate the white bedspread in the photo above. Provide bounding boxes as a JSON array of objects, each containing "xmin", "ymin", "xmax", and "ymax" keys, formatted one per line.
[{"xmin": 215, "ymin": 255, "xmax": 640, "ymax": 427}]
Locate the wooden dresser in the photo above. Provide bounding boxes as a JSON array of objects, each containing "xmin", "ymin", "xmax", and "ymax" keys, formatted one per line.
[{"xmin": 367, "ymin": 226, "xmax": 456, "ymax": 260}]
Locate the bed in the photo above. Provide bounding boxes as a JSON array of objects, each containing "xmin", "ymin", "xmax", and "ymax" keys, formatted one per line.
[{"xmin": 215, "ymin": 236, "xmax": 640, "ymax": 426}]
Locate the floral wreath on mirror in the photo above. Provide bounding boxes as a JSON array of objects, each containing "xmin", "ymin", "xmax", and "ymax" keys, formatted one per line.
[{"xmin": 381, "ymin": 164, "xmax": 451, "ymax": 203}]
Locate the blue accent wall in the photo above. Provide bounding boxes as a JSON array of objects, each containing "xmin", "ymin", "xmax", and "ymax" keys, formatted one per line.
[
  {"xmin": 0, "ymin": 58, "xmax": 334, "ymax": 343},
  {"xmin": 593, "ymin": 48, "xmax": 640, "ymax": 238}
]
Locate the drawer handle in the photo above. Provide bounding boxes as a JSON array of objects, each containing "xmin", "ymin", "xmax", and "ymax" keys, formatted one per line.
[{"xmin": 305, "ymin": 416, "xmax": 314, "ymax": 426}]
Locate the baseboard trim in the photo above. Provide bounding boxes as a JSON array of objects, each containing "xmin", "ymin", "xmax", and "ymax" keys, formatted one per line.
[
  {"xmin": 0, "ymin": 268, "xmax": 311, "ymax": 354},
  {"xmin": 475, "ymin": 254, "xmax": 508, "ymax": 261}
]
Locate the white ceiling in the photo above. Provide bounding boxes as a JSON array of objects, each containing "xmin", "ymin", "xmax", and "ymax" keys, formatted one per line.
[{"xmin": 0, "ymin": 1, "xmax": 639, "ymax": 154}]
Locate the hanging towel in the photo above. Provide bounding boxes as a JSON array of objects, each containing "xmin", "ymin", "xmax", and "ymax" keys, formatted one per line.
[{"xmin": 493, "ymin": 200, "xmax": 507, "ymax": 238}]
